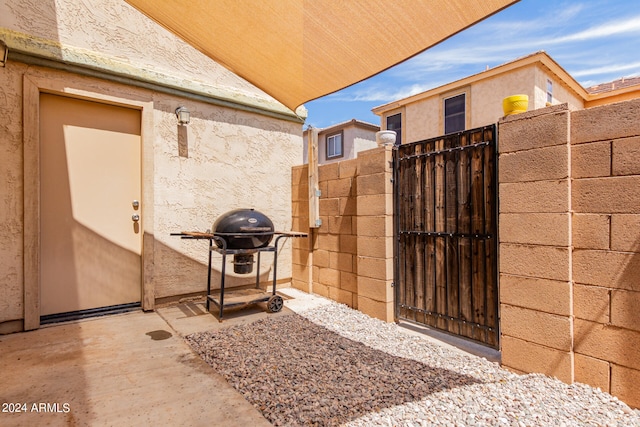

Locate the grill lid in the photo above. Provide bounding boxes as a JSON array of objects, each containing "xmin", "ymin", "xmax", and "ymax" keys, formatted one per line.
[{"xmin": 212, "ymin": 208, "xmax": 274, "ymax": 250}]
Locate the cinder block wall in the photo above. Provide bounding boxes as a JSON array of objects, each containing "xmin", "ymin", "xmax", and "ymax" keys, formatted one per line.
[
  {"xmin": 291, "ymin": 165, "xmax": 312, "ymax": 293},
  {"xmin": 294, "ymin": 101, "xmax": 640, "ymax": 407},
  {"xmin": 498, "ymin": 104, "xmax": 573, "ymax": 383},
  {"xmin": 499, "ymin": 100, "xmax": 640, "ymax": 408},
  {"xmin": 355, "ymin": 148, "xmax": 394, "ymax": 321},
  {"xmin": 291, "ymin": 147, "xmax": 394, "ymax": 321},
  {"xmin": 316, "ymin": 159, "xmax": 359, "ymax": 307},
  {"xmin": 570, "ymin": 99, "xmax": 640, "ymax": 408}
]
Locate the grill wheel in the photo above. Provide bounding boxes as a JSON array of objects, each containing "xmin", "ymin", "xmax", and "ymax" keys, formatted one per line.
[{"xmin": 267, "ymin": 295, "xmax": 284, "ymax": 313}]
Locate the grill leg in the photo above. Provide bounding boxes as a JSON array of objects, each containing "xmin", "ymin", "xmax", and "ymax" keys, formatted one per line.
[
  {"xmin": 273, "ymin": 235, "xmax": 287, "ymax": 295},
  {"xmin": 272, "ymin": 250, "xmax": 278, "ymax": 295},
  {"xmin": 206, "ymin": 239, "xmax": 213, "ymax": 311},
  {"xmin": 256, "ymin": 251, "xmax": 261, "ymax": 289},
  {"xmin": 219, "ymin": 252, "xmax": 226, "ymax": 321}
]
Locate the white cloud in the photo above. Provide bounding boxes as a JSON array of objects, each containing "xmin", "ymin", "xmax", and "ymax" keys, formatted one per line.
[
  {"xmin": 572, "ymin": 61, "xmax": 640, "ymax": 78},
  {"xmin": 473, "ymin": 2, "xmax": 584, "ymax": 35},
  {"xmin": 325, "ymin": 82, "xmax": 435, "ymax": 103},
  {"xmin": 556, "ymin": 16, "xmax": 640, "ymax": 43}
]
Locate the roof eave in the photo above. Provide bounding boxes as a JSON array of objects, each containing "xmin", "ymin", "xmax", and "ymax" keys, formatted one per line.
[
  {"xmin": 585, "ymin": 85, "xmax": 640, "ymax": 108},
  {"xmin": 372, "ymin": 51, "xmax": 590, "ymax": 115}
]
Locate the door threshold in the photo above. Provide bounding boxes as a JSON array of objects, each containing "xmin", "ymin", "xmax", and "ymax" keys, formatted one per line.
[{"xmin": 40, "ymin": 303, "xmax": 141, "ymax": 325}]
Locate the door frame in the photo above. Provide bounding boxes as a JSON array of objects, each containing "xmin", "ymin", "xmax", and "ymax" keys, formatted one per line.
[{"xmin": 23, "ymin": 73, "xmax": 155, "ymax": 330}]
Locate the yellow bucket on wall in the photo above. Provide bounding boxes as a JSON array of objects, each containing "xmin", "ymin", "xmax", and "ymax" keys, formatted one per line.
[{"xmin": 502, "ymin": 94, "xmax": 529, "ymax": 116}]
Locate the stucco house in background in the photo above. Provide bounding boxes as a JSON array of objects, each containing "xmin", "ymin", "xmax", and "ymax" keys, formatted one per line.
[
  {"xmin": 0, "ymin": 0, "xmax": 305, "ymax": 333},
  {"xmin": 302, "ymin": 119, "xmax": 379, "ymax": 165},
  {"xmin": 373, "ymin": 51, "xmax": 640, "ymax": 143}
]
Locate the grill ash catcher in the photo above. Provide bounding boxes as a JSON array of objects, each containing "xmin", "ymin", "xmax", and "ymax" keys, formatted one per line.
[{"xmin": 172, "ymin": 208, "xmax": 307, "ymax": 321}]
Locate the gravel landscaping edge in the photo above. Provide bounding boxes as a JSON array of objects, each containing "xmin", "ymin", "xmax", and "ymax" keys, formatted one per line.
[{"xmin": 186, "ymin": 291, "xmax": 640, "ymax": 426}]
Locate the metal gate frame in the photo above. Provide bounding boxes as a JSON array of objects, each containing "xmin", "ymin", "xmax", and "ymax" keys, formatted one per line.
[{"xmin": 392, "ymin": 124, "xmax": 499, "ymax": 348}]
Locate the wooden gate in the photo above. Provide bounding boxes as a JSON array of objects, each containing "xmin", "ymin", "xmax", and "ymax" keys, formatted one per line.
[{"xmin": 393, "ymin": 125, "xmax": 498, "ymax": 347}]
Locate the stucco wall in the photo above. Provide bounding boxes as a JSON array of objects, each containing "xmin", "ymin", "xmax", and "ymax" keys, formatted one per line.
[
  {"xmin": 0, "ymin": 62, "xmax": 301, "ymax": 328},
  {"xmin": 0, "ymin": 0, "xmax": 303, "ymax": 330},
  {"xmin": 404, "ymin": 100, "xmax": 438, "ymax": 142},
  {"xmin": 154, "ymin": 95, "xmax": 301, "ymax": 298},
  {"xmin": 402, "ymin": 68, "xmax": 542, "ymax": 142},
  {"xmin": 0, "ymin": 61, "xmax": 27, "ymax": 324},
  {"xmin": 352, "ymin": 135, "xmax": 379, "ymax": 156},
  {"xmin": 471, "ymin": 67, "xmax": 537, "ymax": 126},
  {"xmin": 349, "ymin": 126, "xmax": 378, "ymax": 158},
  {"xmin": 534, "ymin": 66, "xmax": 584, "ymax": 111}
]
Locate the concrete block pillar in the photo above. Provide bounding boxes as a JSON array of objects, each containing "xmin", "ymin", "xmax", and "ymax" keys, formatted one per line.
[
  {"xmin": 498, "ymin": 104, "xmax": 574, "ymax": 382},
  {"xmin": 356, "ymin": 146, "xmax": 394, "ymax": 321},
  {"xmin": 291, "ymin": 165, "xmax": 313, "ymax": 293},
  {"xmin": 569, "ymin": 99, "xmax": 640, "ymax": 408}
]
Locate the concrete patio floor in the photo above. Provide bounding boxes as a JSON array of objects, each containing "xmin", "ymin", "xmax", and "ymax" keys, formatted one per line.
[
  {"xmin": 0, "ymin": 288, "xmax": 495, "ymax": 426},
  {"xmin": 0, "ymin": 295, "xmax": 304, "ymax": 427}
]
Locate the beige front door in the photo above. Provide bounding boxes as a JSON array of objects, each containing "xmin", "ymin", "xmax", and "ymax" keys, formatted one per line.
[{"xmin": 40, "ymin": 93, "xmax": 142, "ymax": 316}]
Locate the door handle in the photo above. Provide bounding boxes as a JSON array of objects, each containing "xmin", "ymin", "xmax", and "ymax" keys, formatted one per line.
[{"xmin": 132, "ymin": 214, "xmax": 140, "ymax": 222}]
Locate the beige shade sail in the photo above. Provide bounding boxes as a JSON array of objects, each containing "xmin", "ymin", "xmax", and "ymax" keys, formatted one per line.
[{"xmin": 124, "ymin": 0, "xmax": 518, "ymax": 112}]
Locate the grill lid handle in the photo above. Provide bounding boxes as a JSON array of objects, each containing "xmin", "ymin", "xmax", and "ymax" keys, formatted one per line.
[{"xmin": 239, "ymin": 226, "xmax": 273, "ymax": 232}]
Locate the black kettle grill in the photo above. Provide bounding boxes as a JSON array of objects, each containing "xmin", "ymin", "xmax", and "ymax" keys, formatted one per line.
[
  {"xmin": 172, "ymin": 208, "xmax": 307, "ymax": 321},
  {"xmin": 212, "ymin": 208, "xmax": 274, "ymax": 274}
]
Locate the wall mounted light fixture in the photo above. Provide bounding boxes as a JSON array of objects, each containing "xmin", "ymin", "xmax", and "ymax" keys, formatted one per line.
[
  {"xmin": 175, "ymin": 106, "xmax": 190, "ymax": 125},
  {"xmin": 0, "ymin": 40, "xmax": 8, "ymax": 68}
]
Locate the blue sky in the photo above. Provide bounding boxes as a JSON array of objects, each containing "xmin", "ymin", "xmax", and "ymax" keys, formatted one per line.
[{"xmin": 303, "ymin": 0, "xmax": 640, "ymax": 129}]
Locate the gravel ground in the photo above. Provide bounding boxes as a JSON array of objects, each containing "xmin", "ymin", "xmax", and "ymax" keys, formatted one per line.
[{"xmin": 186, "ymin": 298, "xmax": 640, "ymax": 427}]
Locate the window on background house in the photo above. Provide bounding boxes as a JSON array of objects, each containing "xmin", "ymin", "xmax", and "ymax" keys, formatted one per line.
[
  {"xmin": 386, "ymin": 113, "xmax": 402, "ymax": 145},
  {"xmin": 444, "ymin": 93, "xmax": 465, "ymax": 134},
  {"xmin": 326, "ymin": 131, "xmax": 343, "ymax": 159},
  {"xmin": 547, "ymin": 79, "xmax": 553, "ymax": 104}
]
